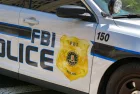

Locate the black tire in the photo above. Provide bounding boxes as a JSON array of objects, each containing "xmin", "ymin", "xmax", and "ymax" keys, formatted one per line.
[{"xmin": 106, "ymin": 63, "xmax": 140, "ymax": 94}]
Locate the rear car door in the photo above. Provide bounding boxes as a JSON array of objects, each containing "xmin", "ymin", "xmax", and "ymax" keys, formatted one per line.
[
  {"xmin": 19, "ymin": 0, "xmax": 97, "ymax": 93},
  {"xmin": 0, "ymin": 0, "xmax": 23, "ymax": 78}
]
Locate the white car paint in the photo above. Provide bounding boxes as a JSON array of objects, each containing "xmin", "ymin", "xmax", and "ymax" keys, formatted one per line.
[
  {"xmin": 18, "ymin": 7, "xmax": 97, "ymax": 92},
  {"xmin": 0, "ymin": 0, "xmax": 139, "ymax": 94},
  {"xmin": 0, "ymin": 4, "xmax": 21, "ymax": 74}
]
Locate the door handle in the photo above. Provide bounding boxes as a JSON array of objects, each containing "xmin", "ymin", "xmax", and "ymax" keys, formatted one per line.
[{"xmin": 23, "ymin": 17, "xmax": 39, "ymax": 25}]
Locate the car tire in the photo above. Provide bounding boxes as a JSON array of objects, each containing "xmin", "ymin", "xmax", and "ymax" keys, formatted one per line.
[{"xmin": 106, "ymin": 62, "xmax": 140, "ymax": 94}]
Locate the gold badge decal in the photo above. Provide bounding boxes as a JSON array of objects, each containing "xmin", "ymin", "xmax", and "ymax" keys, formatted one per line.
[{"xmin": 56, "ymin": 35, "xmax": 90, "ymax": 81}]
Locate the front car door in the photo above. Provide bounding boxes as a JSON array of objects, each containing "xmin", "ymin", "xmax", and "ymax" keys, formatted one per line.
[
  {"xmin": 0, "ymin": 0, "xmax": 23, "ymax": 78},
  {"xmin": 19, "ymin": 0, "xmax": 97, "ymax": 93}
]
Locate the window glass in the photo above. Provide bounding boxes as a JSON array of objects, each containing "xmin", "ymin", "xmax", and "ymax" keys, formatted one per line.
[
  {"xmin": 31, "ymin": 0, "xmax": 83, "ymax": 13},
  {"xmin": 94, "ymin": 0, "xmax": 140, "ymax": 16},
  {"xmin": 30, "ymin": 0, "xmax": 96, "ymax": 22},
  {"xmin": 0, "ymin": 0, "xmax": 24, "ymax": 7},
  {"xmin": 23, "ymin": 0, "xmax": 30, "ymax": 8}
]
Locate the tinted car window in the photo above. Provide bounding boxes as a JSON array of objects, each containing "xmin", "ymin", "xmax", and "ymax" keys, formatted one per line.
[
  {"xmin": 0, "ymin": 0, "xmax": 24, "ymax": 7},
  {"xmin": 31, "ymin": 0, "xmax": 83, "ymax": 13},
  {"xmin": 29, "ymin": 0, "xmax": 96, "ymax": 22}
]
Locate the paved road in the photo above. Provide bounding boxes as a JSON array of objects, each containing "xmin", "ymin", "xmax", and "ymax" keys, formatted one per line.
[{"xmin": 0, "ymin": 75, "xmax": 64, "ymax": 94}]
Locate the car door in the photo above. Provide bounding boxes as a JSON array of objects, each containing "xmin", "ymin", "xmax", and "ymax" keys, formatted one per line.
[
  {"xmin": 0, "ymin": 0, "xmax": 23, "ymax": 78},
  {"xmin": 18, "ymin": 0, "xmax": 97, "ymax": 93}
]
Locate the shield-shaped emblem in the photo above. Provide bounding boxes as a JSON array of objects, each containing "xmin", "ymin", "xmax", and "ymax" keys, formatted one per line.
[{"xmin": 56, "ymin": 35, "xmax": 90, "ymax": 81}]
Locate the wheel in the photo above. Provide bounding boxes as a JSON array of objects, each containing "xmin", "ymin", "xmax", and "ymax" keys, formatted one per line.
[{"xmin": 106, "ymin": 63, "xmax": 140, "ymax": 94}]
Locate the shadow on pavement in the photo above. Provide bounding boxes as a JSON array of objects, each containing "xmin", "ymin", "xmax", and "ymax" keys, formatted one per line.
[{"xmin": 20, "ymin": 90, "xmax": 64, "ymax": 94}]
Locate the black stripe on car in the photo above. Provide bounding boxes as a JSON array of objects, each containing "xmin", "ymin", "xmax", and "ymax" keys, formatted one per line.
[
  {"xmin": 91, "ymin": 42, "xmax": 140, "ymax": 61},
  {"xmin": 0, "ymin": 22, "xmax": 31, "ymax": 39}
]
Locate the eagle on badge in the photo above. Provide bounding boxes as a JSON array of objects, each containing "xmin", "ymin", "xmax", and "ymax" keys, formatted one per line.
[{"xmin": 56, "ymin": 35, "xmax": 90, "ymax": 81}]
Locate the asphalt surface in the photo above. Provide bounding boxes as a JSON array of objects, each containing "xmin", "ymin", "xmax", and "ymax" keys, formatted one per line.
[{"xmin": 0, "ymin": 74, "xmax": 64, "ymax": 94}]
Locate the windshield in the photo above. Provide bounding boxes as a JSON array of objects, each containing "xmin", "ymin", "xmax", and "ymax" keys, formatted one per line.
[{"xmin": 94, "ymin": 0, "xmax": 140, "ymax": 16}]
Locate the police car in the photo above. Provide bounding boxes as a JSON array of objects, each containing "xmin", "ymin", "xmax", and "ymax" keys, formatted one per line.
[{"xmin": 0, "ymin": 0, "xmax": 140, "ymax": 94}]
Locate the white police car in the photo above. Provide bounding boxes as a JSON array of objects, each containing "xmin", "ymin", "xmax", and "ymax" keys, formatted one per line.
[{"xmin": 0, "ymin": 0, "xmax": 140, "ymax": 94}]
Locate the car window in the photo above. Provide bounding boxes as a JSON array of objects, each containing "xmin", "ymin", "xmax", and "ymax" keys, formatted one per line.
[
  {"xmin": 22, "ymin": 0, "xmax": 96, "ymax": 22},
  {"xmin": 0, "ymin": 0, "xmax": 24, "ymax": 7},
  {"xmin": 30, "ymin": 0, "xmax": 83, "ymax": 14},
  {"xmin": 29, "ymin": 0, "xmax": 96, "ymax": 22},
  {"xmin": 23, "ymin": 0, "xmax": 30, "ymax": 9}
]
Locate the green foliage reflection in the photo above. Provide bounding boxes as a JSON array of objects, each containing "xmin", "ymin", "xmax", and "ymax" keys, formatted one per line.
[{"xmin": 122, "ymin": 0, "xmax": 140, "ymax": 13}]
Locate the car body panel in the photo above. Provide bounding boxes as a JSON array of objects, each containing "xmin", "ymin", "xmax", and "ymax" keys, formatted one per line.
[
  {"xmin": 0, "ymin": 4, "xmax": 21, "ymax": 75},
  {"xmin": 18, "ymin": 7, "xmax": 97, "ymax": 92},
  {"xmin": 90, "ymin": 18, "xmax": 140, "ymax": 94}
]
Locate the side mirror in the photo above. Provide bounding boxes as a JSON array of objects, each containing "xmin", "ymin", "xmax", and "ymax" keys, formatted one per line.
[
  {"xmin": 56, "ymin": 5, "xmax": 86, "ymax": 18},
  {"xmin": 108, "ymin": 0, "xmax": 122, "ymax": 15}
]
